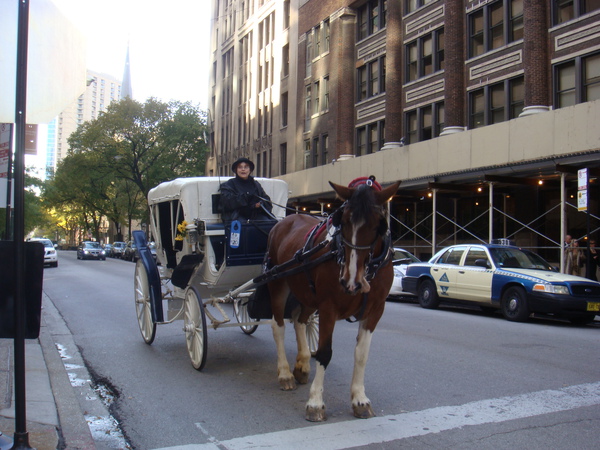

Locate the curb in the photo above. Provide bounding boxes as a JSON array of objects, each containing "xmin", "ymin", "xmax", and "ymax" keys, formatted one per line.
[{"xmin": 38, "ymin": 311, "xmax": 96, "ymax": 449}]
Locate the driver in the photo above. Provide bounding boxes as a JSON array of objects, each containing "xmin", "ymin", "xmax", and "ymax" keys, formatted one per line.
[{"xmin": 219, "ymin": 157, "xmax": 274, "ymax": 222}]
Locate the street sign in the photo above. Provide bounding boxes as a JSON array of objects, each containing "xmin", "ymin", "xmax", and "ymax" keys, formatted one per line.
[
  {"xmin": 577, "ymin": 168, "xmax": 587, "ymax": 190},
  {"xmin": 578, "ymin": 190, "xmax": 587, "ymax": 211},
  {"xmin": 0, "ymin": 123, "xmax": 10, "ymax": 178}
]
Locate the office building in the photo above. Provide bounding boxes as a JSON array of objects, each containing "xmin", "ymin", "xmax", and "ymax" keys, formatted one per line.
[
  {"xmin": 47, "ymin": 70, "xmax": 122, "ymax": 177},
  {"xmin": 208, "ymin": 0, "xmax": 600, "ymax": 261}
]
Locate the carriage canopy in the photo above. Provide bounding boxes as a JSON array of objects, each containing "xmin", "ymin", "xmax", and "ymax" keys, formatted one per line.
[{"xmin": 147, "ymin": 176, "xmax": 289, "ymax": 223}]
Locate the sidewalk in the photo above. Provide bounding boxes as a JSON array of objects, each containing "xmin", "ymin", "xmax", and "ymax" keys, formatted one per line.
[{"xmin": 0, "ymin": 293, "xmax": 96, "ymax": 449}]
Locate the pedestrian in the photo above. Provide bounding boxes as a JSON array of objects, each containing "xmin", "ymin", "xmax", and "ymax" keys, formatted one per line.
[
  {"xmin": 563, "ymin": 234, "xmax": 573, "ymax": 274},
  {"xmin": 586, "ymin": 238, "xmax": 599, "ymax": 281},
  {"xmin": 565, "ymin": 239, "xmax": 585, "ymax": 277},
  {"xmin": 219, "ymin": 157, "xmax": 275, "ymax": 222}
]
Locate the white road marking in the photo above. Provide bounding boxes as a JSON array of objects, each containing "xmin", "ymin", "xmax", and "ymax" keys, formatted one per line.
[{"xmin": 153, "ymin": 381, "xmax": 600, "ymax": 450}]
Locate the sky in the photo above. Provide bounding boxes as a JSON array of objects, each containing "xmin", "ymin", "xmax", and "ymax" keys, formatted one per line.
[{"xmin": 51, "ymin": 0, "xmax": 212, "ymax": 108}]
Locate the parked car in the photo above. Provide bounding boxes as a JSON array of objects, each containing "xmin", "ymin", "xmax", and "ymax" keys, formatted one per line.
[
  {"xmin": 103, "ymin": 243, "xmax": 113, "ymax": 256},
  {"xmin": 388, "ymin": 248, "xmax": 420, "ymax": 298},
  {"xmin": 123, "ymin": 241, "xmax": 138, "ymax": 262},
  {"xmin": 402, "ymin": 243, "xmax": 600, "ymax": 324},
  {"xmin": 111, "ymin": 241, "xmax": 127, "ymax": 258},
  {"xmin": 28, "ymin": 238, "xmax": 58, "ymax": 267},
  {"xmin": 76, "ymin": 241, "xmax": 106, "ymax": 260}
]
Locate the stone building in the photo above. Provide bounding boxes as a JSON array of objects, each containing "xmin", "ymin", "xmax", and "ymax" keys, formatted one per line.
[{"xmin": 208, "ymin": 0, "xmax": 600, "ymax": 263}]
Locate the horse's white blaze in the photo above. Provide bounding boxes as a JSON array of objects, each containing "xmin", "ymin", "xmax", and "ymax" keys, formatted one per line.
[
  {"xmin": 348, "ymin": 224, "xmax": 360, "ymax": 285},
  {"xmin": 351, "ymin": 326, "xmax": 373, "ymax": 406},
  {"xmin": 307, "ymin": 362, "xmax": 326, "ymax": 409}
]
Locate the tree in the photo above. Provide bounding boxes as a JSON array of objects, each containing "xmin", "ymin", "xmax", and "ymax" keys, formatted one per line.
[
  {"xmin": 0, "ymin": 168, "xmax": 49, "ymax": 239},
  {"xmin": 69, "ymin": 97, "xmax": 208, "ymax": 198},
  {"xmin": 44, "ymin": 97, "xmax": 209, "ymax": 241}
]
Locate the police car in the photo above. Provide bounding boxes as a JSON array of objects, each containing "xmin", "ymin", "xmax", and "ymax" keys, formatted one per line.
[{"xmin": 402, "ymin": 243, "xmax": 600, "ymax": 324}]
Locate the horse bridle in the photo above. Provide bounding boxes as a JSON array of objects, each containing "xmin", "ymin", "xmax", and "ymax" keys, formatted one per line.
[{"xmin": 331, "ymin": 202, "xmax": 393, "ymax": 282}]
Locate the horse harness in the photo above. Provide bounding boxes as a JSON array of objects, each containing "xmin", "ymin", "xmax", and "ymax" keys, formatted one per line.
[{"xmin": 254, "ymin": 201, "xmax": 393, "ymax": 322}]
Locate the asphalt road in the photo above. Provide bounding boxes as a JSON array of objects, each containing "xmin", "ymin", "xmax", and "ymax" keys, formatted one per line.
[{"xmin": 43, "ymin": 250, "xmax": 600, "ymax": 449}]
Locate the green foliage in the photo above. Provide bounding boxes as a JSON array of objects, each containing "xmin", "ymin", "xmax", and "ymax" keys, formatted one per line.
[
  {"xmin": 0, "ymin": 168, "xmax": 50, "ymax": 239},
  {"xmin": 43, "ymin": 97, "xmax": 209, "ymax": 242}
]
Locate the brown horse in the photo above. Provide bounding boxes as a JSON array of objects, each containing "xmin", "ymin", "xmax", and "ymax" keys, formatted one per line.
[{"xmin": 265, "ymin": 178, "xmax": 400, "ymax": 421}]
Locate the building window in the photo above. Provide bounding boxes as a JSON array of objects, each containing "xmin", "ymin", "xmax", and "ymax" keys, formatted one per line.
[
  {"xmin": 358, "ymin": 66, "xmax": 368, "ymax": 101},
  {"xmin": 314, "ymin": 80, "xmax": 320, "ymax": 115},
  {"xmin": 282, "ymin": 44, "xmax": 289, "ymax": 78},
  {"xmin": 406, "ymin": 0, "xmax": 436, "ymax": 14},
  {"xmin": 323, "ymin": 76, "xmax": 330, "ymax": 111},
  {"xmin": 306, "ymin": 32, "xmax": 313, "ymax": 77},
  {"xmin": 305, "ymin": 85, "xmax": 311, "ymax": 131},
  {"xmin": 554, "ymin": 52, "xmax": 600, "ymax": 107},
  {"xmin": 280, "ymin": 143, "xmax": 287, "ymax": 175},
  {"xmin": 405, "ymin": 29, "xmax": 444, "ymax": 82},
  {"xmin": 324, "ymin": 19, "xmax": 330, "ymax": 53},
  {"xmin": 370, "ymin": 59, "xmax": 380, "ymax": 96},
  {"xmin": 322, "ymin": 134, "xmax": 329, "ymax": 165},
  {"xmin": 357, "ymin": 56, "xmax": 386, "ymax": 101},
  {"xmin": 357, "ymin": 127, "xmax": 367, "ymax": 156},
  {"xmin": 553, "ymin": 0, "xmax": 600, "ymax": 25},
  {"xmin": 405, "ymin": 102, "xmax": 444, "ymax": 143},
  {"xmin": 510, "ymin": 77, "xmax": 525, "ymax": 118},
  {"xmin": 304, "ymin": 139, "xmax": 311, "ymax": 169},
  {"xmin": 468, "ymin": 76, "xmax": 524, "ymax": 128},
  {"xmin": 357, "ymin": 0, "xmax": 387, "ymax": 41},
  {"xmin": 281, "ymin": 92, "xmax": 288, "ymax": 128},
  {"xmin": 468, "ymin": 1, "xmax": 524, "ymax": 58},
  {"xmin": 284, "ymin": 0, "xmax": 290, "ymax": 29},
  {"xmin": 356, "ymin": 120, "xmax": 385, "ymax": 155},
  {"xmin": 312, "ymin": 136, "xmax": 319, "ymax": 168},
  {"xmin": 584, "ymin": 53, "xmax": 600, "ymax": 102}
]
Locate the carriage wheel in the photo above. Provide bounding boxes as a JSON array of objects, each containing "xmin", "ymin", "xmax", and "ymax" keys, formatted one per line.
[
  {"xmin": 134, "ymin": 260, "xmax": 157, "ymax": 344},
  {"xmin": 306, "ymin": 312, "xmax": 319, "ymax": 356},
  {"xmin": 183, "ymin": 286, "xmax": 208, "ymax": 371},
  {"xmin": 233, "ymin": 297, "xmax": 259, "ymax": 335}
]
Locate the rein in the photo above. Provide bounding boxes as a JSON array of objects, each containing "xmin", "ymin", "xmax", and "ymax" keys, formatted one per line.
[{"xmin": 258, "ymin": 193, "xmax": 392, "ymax": 322}]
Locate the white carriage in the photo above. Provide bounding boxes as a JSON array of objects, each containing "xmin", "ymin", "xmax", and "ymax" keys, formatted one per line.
[{"xmin": 133, "ymin": 177, "xmax": 318, "ymax": 370}]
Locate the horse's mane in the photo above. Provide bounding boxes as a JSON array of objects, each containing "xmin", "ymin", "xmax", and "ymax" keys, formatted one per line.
[{"xmin": 348, "ymin": 185, "xmax": 377, "ymax": 223}]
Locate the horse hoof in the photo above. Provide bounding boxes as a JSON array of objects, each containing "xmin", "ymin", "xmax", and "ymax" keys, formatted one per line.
[
  {"xmin": 353, "ymin": 403, "xmax": 375, "ymax": 419},
  {"xmin": 306, "ymin": 406, "xmax": 327, "ymax": 422},
  {"xmin": 293, "ymin": 367, "xmax": 310, "ymax": 384},
  {"xmin": 279, "ymin": 377, "xmax": 297, "ymax": 391}
]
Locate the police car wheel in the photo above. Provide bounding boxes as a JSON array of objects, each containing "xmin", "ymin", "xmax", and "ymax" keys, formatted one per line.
[
  {"xmin": 418, "ymin": 279, "xmax": 440, "ymax": 309},
  {"xmin": 501, "ymin": 286, "xmax": 530, "ymax": 322}
]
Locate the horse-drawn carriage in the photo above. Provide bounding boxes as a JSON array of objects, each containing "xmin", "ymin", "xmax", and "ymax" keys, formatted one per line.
[
  {"xmin": 133, "ymin": 176, "xmax": 318, "ymax": 370},
  {"xmin": 133, "ymin": 175, "xmax": 400, "ymax": 421}
]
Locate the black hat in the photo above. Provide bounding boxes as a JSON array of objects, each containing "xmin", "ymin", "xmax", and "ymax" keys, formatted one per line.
[{"xmin": 232, "ymin": 157, "xmax": 255, "ymax": 173}]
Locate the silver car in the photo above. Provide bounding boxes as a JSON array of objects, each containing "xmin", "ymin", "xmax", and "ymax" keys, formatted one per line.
[{"xmin": 388, "ymin": 248, "xmax": 420, "ymax": 298}]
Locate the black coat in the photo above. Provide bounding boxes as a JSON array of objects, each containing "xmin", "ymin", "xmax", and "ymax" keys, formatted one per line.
[{"xmin": 219, "ymin": 176, "xmax": 273, "ymax": 222}]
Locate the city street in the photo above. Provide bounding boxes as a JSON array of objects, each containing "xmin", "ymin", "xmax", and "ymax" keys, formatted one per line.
[{"xmin": 42, "ymin": 250, "xmax": 600, "ymax": 449}]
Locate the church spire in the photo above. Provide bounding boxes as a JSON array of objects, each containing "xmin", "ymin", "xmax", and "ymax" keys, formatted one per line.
[{"xmin": 121, "ymin": 44, "xmax": 133, "ymax": 99}]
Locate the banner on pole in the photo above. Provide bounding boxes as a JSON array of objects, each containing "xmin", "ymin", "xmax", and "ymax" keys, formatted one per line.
[{"xmin": 577, "ymin": 168, "xmax": 588, "ymax": 212}]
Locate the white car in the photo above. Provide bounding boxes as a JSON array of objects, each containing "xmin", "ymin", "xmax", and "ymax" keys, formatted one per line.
[
  {"xmin": 28, "ymin": 238, "xmax": 58, "ymax": 268},
  {"xmin": 388, "ymin": 248, "xmax": 420, "ymax": 298}
]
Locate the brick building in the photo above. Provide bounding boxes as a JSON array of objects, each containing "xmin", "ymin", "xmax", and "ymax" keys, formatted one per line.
[{"xmin": 208, "ymin": 0, "xmax": 600, "ymax": 262}]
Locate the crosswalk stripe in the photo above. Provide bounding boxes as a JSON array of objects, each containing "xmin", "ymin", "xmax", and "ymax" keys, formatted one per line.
[{"xmin": 153, "ymin": 381, "xmax": 600, "ymax": 450}]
